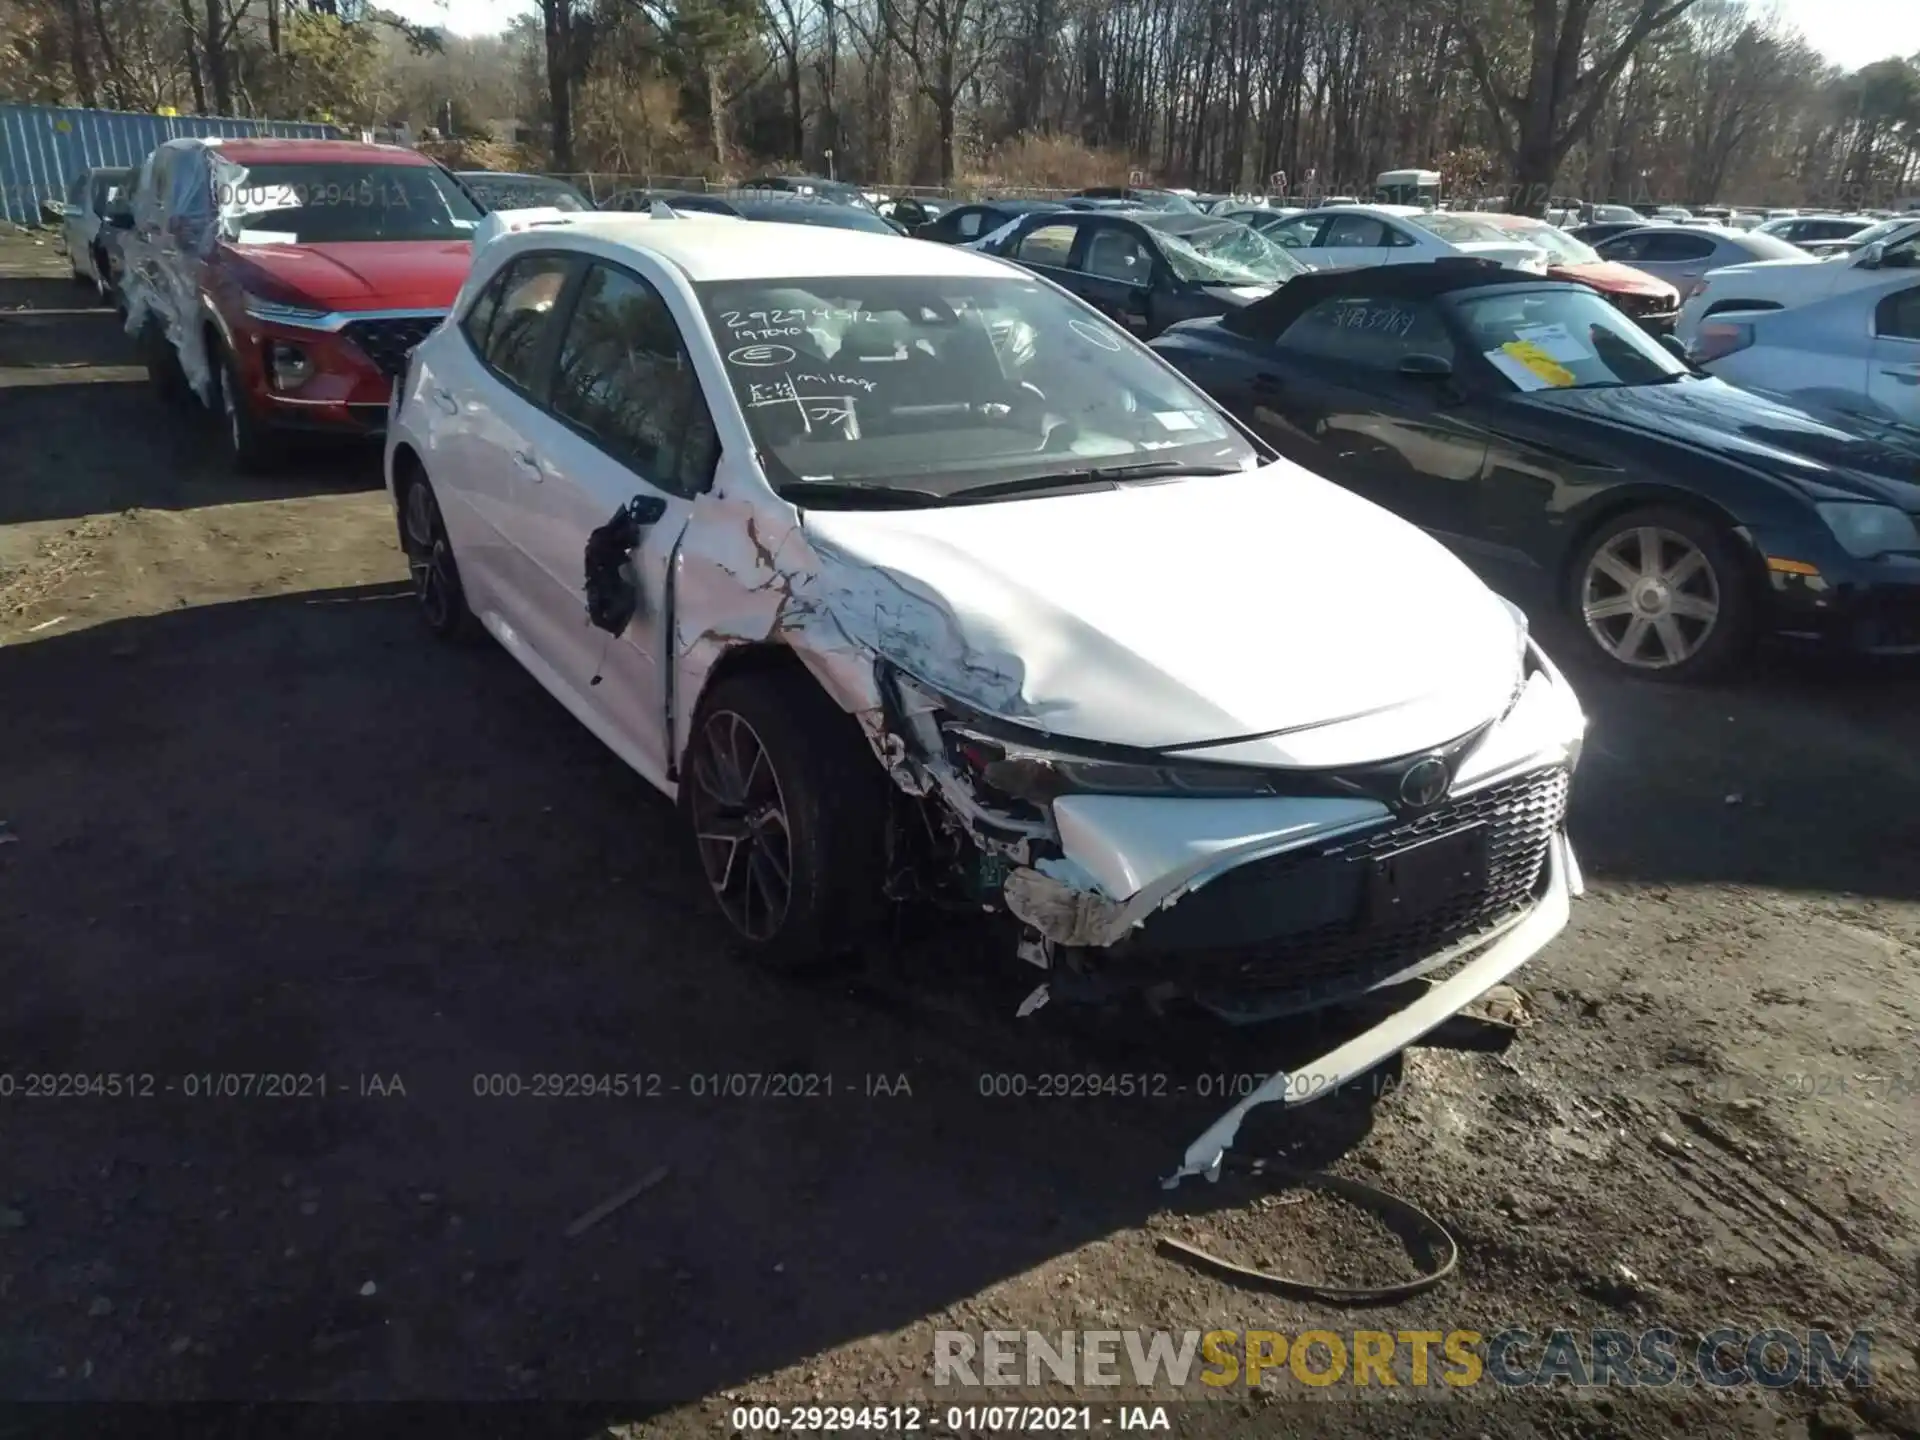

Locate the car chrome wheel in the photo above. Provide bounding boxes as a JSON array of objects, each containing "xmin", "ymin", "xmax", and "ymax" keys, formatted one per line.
[
  {"xmin": 1581, "ymin": 524, "xmax": 1721, "ymax": 669},
  {"xmin": 402, "ymin": 482, "xmax": 457, "ymax": 629},
  {"xmin": 688, "ymin": 710, "xmax": 794, "ymax": 942}
]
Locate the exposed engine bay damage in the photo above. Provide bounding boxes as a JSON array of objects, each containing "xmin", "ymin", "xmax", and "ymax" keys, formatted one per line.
[{"xmin": 650, "ymin": 476, "xmax": 1584, "ymax": 1184}]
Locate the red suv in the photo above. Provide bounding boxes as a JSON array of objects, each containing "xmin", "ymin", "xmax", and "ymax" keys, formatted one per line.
[{"xmin": 121, "ymin": 137, "xmax": 482, "ymax": 471}]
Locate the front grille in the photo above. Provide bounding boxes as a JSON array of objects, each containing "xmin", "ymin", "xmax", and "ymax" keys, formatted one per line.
[
  {"xmin": 1111, "ymin": 767, "xmax": 1571, "ymax": 1004},
  {"xmin": 341, "ymin": 316, "xmax": 443, "ymax": 378}
]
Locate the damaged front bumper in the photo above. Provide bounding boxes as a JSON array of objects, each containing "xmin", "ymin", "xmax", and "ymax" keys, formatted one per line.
[
  {"xmin": 884, "ymin": 639, "xmax": 1587, "ymax": 1185},
  {"xmin": 1163, "ymin": 829, "xmax": 1581, "ymax": 1185}
]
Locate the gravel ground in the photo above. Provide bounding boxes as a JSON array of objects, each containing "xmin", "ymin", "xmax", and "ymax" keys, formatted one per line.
[{"xmin": 1, "ymin": 229, "xmax": 1917, "ymax": 1439}]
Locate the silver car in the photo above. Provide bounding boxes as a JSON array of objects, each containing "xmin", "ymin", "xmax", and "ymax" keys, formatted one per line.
[
  {"xmin": 1591, "ymin": 224, "xmax": 1804, "ymax": 304},
  {"xmin": 56, "ymin": 166, "xmax": 134, "ymax": 297},
  {"xmin": 1689, "ymin": 272, "xmax": 1920, "ymax": 426}
]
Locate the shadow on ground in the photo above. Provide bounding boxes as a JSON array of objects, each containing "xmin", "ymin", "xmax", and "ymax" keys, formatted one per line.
[{"xmin": 0, "ymin": 585, "xmax": 1417, "ymax": 1403}]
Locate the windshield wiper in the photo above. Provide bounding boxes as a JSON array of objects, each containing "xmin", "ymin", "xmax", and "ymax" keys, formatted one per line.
[
  {"xmin": 776, "ymin": 479, "xmax": 948, "ymax": 508},
  {"xmin": 943, "ymin": 461, "xmax": 1247, "ymax": 500}
]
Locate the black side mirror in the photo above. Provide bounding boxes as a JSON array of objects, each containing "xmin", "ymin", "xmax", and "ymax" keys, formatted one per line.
[
  {"xmin": 109, "ymin": 211, "xmax": 135, "ymax": 230},
  {"xmin": 1397, "ymin": 352, "xmax": 1454, "ymax": 380},
  {"xmin": 1657, "ymin": 333, "xmax": 1688, "ymax": 361}
]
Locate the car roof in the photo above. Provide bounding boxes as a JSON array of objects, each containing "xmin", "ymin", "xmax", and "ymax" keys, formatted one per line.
[
  {"xmin": 1135, "ymin": 212, "xmax": 1238, "ymax": 235},
  {"xmin": 504, "ymin": 213, "xmax": 1012, "ymax": 282},
  {"xmin": 1308, "ymin": 202, "xmax": 1423, "ymax": 217},
  {"xmin": 1226, "ymin": 259, "xmax": 1572, "ymax": 336},
  {"xmin": 458, "ymin": 170, "xmax": 570, "ymax": 181},
  {"xmin": 176, "ymin": 137, "xmax": 431, "ymax": 165}
]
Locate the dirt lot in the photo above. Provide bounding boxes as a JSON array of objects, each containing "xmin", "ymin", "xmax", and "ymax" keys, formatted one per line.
[{"xmin": 1, "ymin": 228, "xmax": 1917, "ymax": 1438}]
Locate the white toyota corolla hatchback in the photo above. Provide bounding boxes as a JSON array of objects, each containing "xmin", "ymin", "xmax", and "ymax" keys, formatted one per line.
[{"xmin": 385, "ymin": 207, "xmax": 1588, "ymax": 1181}]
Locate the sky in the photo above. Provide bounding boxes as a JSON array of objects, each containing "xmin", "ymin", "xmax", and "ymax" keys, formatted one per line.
[{"xmin": 382, "ymin": 0, "xmax": 1920, "ymax": 76}]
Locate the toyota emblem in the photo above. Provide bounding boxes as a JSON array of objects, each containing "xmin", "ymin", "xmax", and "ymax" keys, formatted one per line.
[{"xmin": 1398, "ymin": 757, "xmax": 1450, "ymax": 809}]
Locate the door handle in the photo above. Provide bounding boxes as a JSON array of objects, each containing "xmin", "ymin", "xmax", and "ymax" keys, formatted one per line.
[
  {"xmin": 1881, "ymin": 365, "xmax": 1920, "ymax": 383},
  {"xmin": 513, "ymin": 450, "xmax": 542, "ymax": 480},
  {"xmin": 429, "ymin": 386, "xmax": 457, "ymax": 414}
]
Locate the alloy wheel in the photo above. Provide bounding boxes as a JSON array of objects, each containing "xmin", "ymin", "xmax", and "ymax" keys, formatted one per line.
[
  {"xmin": 688, "ymin": 710, "xmax": 794, "ymax": 941},
  {"xmin": 402, "ymin": 482, "xmax": 454, "ymax": 630},
  {"xmin": 1580, "ymin": 525, "xmax": 1721, "ymax": 669}
]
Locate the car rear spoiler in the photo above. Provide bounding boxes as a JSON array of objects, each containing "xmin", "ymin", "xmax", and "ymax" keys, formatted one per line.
[{"xmin": 472, "ymin": 199, "xmax": 711, "ymax": 248}]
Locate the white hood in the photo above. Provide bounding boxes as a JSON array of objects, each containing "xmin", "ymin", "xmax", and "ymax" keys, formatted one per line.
[{"xmin": 797, "ymin": 463, "xmax": 1524, "ymax": 767}]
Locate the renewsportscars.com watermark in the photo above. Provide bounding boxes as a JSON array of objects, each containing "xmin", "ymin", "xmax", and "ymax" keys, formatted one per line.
[{"xmin": 933, "ymin": 1328, "xmax": 1875, "ymax": 1391}]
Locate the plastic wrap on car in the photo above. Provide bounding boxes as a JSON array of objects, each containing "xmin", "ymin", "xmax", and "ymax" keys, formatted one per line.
[{"xmin": 121, "ymin": 142, "xmax": 236, "ymax": 403}]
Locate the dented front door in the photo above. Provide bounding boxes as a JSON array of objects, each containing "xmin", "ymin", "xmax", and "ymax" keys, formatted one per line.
[{"xmin": 502, "ymin": 258, "xmax": 720, "ymax": 784}]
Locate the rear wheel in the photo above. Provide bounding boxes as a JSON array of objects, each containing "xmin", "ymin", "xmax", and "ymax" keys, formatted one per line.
[
  {"xmin": 398, "ymin": 472, "xmax": 482, "ymax": 643},
  {"xmin": 680, "ymin": 670, "xmax": 888, "ymax": 969},
  {"xmin": 1567, "ymin": 505, "xmax": 1754, "ymax": 681}
]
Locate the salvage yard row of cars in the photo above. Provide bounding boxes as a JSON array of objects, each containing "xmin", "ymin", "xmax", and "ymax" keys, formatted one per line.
[{"xmin": 37, "ymin": 129, "xmax": 1918, "ymax": 1179}]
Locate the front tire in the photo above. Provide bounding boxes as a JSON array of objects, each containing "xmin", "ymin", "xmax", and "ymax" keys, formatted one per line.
[
  {"xmin": 213, "ymin": 345, "xmax": 280, "ymax": 474},
  {"xmin": 398, "ymin": 472, "xmax": 483, "ymax": 643},
  {"xmin": 681, "ymin": 670, "xmax": 888, "ymax": 970},
  {"xmin": 1567, "ymin": 505, "xmax": 1755, "ymax": 681}
]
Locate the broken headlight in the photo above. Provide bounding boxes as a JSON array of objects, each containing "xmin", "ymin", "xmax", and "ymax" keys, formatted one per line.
[{"xmin": 945, "ymin": 728, "xmax": 1276, "ymax": 804}]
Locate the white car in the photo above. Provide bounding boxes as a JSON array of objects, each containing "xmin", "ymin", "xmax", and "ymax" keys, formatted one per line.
[
  {"xmin": 1688, "ymin": 276, "xmax": 1920, "ymax": 424},
  {"xmin": 1262, "ymin": 204, "xmax": 1551, "ymax": 274},
  {"xmin": 384, "ymin": 211, "xmax": 1587, "ymax": 1183},
  {"xmin": 1675, "ymin": 219, "xmax": 1920, "ymax": 345}
]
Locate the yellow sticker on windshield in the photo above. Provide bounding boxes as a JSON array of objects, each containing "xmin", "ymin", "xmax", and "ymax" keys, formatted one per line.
[{"xmin": 1499, "ymin": 340, "xmax": 1576, "ymax": 387}]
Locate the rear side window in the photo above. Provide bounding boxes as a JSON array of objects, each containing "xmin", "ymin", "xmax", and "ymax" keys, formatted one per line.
[
  {"xmin": 1640, "ymin": 232, "xmax": 1717, "ymax": 262},
  {"xmin": 955, "ymin": 210, "xmax": 984, "ymax": 238},
  {"xmin": 1877, "ymin": 284, "xmax": 1920, "ymax": 341},
  {"xmin": 1322, "ymin": 215, "xmax": 1393, "ymax": 248},
  {"xmin": 549, "ymin": 262, "xmax": 718, "ymax": 496},
  {"xmin": 479, "ymin": 254, "xmax": 573, "ymax": 395},
  {"xmin": 1016, "ymin": 223, "xmax": 1078, "ymax": 266}
]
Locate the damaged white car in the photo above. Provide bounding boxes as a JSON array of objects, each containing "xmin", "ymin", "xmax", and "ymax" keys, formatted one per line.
[{"xmin": 385, "ymin": 210, "xmax": 1587, "ymax": 1183}]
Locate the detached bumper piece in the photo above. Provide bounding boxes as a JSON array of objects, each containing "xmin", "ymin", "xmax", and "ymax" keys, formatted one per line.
[
  {"xmin": 1165, "ymin": 828, "xmax": 1579, "ymax": 1188},
  {"xmin": 1108, "ymin": 766, "xmax": 1571, "ymax": 1022}
]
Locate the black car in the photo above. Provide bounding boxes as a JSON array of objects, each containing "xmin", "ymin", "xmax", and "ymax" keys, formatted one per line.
[
  {"xmin": 728, "ymin": 192, "xmax": 905, "ymax": 233},
  {"xmin": 1074, "ymin": 185, "xmax": 1199, "ymax": 213},
  {"xmin": 739, "ymin": 174, "xmax": 877, "ymax": 211},
  {"xmin": 977, "ymin": 209, "xmax": 1308, "ymax": 338},
  {"xmin": 456, "ymin": 171, "xmax": 593, "ymax": 212},
  {"xmin": 916, "ymin": 198, "xmax": 1067, "ymax": 245},
  {"xmin": 601, "ymin": 188, "xmax": 745, "ymax": 216},
  {"xmin": 1150, "ymin": 260, "xmax": 1920, "ymax": 679}
]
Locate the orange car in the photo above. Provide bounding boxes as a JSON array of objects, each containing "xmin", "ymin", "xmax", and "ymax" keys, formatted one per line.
[{"xmin": 1472, "ymin": 212, "xmax": 1680, "ymax": 333}]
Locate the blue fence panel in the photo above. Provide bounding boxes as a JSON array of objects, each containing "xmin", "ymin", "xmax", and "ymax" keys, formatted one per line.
[{"xmin": 0, "ymin": 104, "xmax": 343, "ymax": 225}]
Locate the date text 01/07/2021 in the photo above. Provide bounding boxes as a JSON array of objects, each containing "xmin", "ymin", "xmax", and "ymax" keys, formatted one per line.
[
  {"xmin": 727, "ymin": 1404, "xmax": 1173, "ymax": 1432},
  {"xmin": 0, "ymin": 1073, "xmax": 404, "ymax": 1099}
]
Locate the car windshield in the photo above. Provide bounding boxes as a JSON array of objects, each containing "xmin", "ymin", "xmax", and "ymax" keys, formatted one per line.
[
  {"xmin": 1454, "ymin": 287, "xmax": 1690, "ymax": 392},
  {"xmin": 697, "ymin": 274, "xmax": 1258, "ymax": 501},
  {"xmin": 1413, "ymin": 213, "xmax": 1525, "ymax": 244},
  {"xmin": 1496, "ymin": 221, "xmax": 1599, "ymax": 265},
  {"xmin": 461, "ymin": 174, "xmax": 590, "ymax": 212},
  {"xmin": 219, "ymin": 162, "xmax": 481, "ymax": 242},
  {"xmin": 1145, "ymin": 220, "xmax": 1305, "ymax": 284},
  {"xmin": 1847, "ymin": 218, "xmax": 1915, "ymax": 248},
  {"xmin": 736, "ymin": 199, "xmax": 900, "ymax": 233}
]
